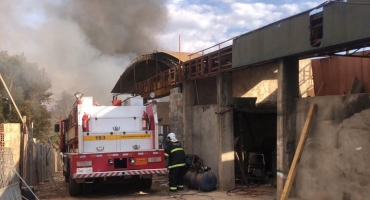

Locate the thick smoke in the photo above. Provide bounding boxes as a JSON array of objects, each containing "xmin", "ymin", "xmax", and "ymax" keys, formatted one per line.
[
  {"xmin": 52, "ymin": 0, "xmax": 168, "ymax": 55},
  {"xmin": 0, "ymin": 0, "xmax": 168, "ymax": 104}
]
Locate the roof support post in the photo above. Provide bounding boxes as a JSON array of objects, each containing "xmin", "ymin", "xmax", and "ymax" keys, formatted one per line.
[
  {"xmin": 277, "ymin": 57, "xmax": 299, "ymax": 199},
  {"xmin": 216, "ymin": 72, "xmax": 235, "ymax": 191}
]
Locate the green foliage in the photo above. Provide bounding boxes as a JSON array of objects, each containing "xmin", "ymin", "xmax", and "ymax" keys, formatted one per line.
[{"xmin": 0, "ymin": 51, "xmax": 53, "ymax": 140}]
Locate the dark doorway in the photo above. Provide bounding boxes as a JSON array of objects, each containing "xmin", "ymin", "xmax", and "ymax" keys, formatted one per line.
[{"xmin": 234, "ymin": 109, "xmax": 277, "ymax": 186}]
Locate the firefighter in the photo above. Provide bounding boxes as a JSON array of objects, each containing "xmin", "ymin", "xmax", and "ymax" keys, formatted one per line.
[{"xmin": 165, "ymin": 132, "xmax": 186, "ymax": 192}]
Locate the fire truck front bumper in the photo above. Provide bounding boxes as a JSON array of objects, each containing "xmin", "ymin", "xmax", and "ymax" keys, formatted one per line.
[{"xmin": 73, "ymin": 168, "xmax": 168, "ymax": 179}]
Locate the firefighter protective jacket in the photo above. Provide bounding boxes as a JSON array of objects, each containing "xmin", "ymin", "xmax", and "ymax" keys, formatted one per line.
[{"xmin": 164, "ymin": 141, "xmax": 186, "ymax": 169}]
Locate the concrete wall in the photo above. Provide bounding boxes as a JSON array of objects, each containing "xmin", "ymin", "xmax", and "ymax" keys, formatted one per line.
[
  {"xmin": 295, "ymin": 94, "xmax": 370, "ymax": 200},
  {"xmin": 232, "ymin": 59, "xmax": 313, "ymax": 102},
  {"xmin": 181, "ymin": 77, "xmax": 217, "ymax": 106},
  {"xmin": 182, "ymin": 85, "xmax": 226, "ymax": 189},
  {"xmin": 157, "ymin": 102, "xmax": 169, "ymax": 126},
  {"xmin": 192, "ymin": 105, "xmax": 221, "ymax": 177},
  {"xmin": 194, "ymin": 76, "xmax": 217, "ymax": 105},
  {"xmin": 233, "ymin": 61, "xmax": 278, "ymax": 103},
  {"xmin": 2, "ymin": 123, "xmax": 21, "ymax": 173},
  {"xmin": 180, "ymin": 73, "xmax": 234, "ymax": 191}
]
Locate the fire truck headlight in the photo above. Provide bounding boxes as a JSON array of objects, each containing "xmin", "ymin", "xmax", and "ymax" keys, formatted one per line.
[
  {"xmin": 108, "ymin": 159, "xmax": 113, "ymax": 165},
  {"xmin": 129, "ymin": 157, "xmax": 135, "ymax": 164}
]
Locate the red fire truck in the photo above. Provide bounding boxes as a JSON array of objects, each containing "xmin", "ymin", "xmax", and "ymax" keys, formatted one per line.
[{"xmin": 55, "ymin": 93, "xmax": 167, "ymax": 196}]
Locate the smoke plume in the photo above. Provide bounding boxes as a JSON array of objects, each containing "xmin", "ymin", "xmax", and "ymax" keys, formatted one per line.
[{"xmin": 0, "ymin": 0, "xmax": 168, "ymax": 104}]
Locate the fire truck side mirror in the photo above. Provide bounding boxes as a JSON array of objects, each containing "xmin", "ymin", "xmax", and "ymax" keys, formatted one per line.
[{"xmin": 54, "ymin": 124, "xmax": 60, "ymax": 133}]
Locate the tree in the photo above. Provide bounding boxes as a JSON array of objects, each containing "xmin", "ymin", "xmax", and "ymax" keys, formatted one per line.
[{"xmin": 0, "ymin": 51, "xmax": 53, "ymax": 141}]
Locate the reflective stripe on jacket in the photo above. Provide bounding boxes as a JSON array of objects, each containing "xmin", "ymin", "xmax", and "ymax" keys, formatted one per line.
[{"xmin": 165, "ymin": 141, "xmax": 186, "ymax": 168}]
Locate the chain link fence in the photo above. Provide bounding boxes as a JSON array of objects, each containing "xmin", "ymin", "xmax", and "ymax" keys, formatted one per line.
[{"xmin": 0, "ymin": 148, "xmax": 21, "ymax": 199}]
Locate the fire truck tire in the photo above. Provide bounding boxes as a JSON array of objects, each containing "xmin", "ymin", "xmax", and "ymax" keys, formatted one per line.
[
  {"xmin": 64, "ymin": 160, "xmax": 70, "ymax": 183},
  {"xmin": 69, "ymin": 177, "xmax": 82, "ymax": 196},
  {"xmin": 141, "ymin": 178, "xmax": 152, "ymax": 190}
]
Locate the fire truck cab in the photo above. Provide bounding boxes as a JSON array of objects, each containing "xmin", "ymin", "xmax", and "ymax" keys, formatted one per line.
[{"xmin": 55, "ymin": 94, "xmax": 167, "ymax": 196}]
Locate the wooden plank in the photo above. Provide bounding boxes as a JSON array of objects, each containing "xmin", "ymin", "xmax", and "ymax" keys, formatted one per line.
[{"xmin": 280, "ymin": 104, "xmax": 316, "ymax": 200}]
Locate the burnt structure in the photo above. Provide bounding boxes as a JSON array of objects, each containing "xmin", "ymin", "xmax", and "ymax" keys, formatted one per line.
[{"xmin": 112, "ymin": 1, "xmax": 370, "ymax": 199}]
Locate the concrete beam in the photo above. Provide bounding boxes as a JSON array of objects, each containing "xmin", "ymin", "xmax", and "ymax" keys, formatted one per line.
[{"xmin": 277, "ymin": 57, "xmax": 299, "ymax": 199}]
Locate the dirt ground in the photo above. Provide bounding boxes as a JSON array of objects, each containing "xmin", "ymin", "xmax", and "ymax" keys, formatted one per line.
[{"xmin": 33, "ymin": 171, "xmax": 278, "ymax": 200}]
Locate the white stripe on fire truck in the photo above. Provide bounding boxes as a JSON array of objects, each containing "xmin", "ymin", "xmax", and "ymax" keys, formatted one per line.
[{"xmin": 73, "ymin": 169, "xmax": 167, "ymax": 178}]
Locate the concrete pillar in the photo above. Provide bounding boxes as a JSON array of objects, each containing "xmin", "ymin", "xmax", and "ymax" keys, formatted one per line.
[
  {"xmin": 216, "ymin": 72, "xmax": 235, "ymax": 191},
  {"xmin": 169, "ymin": 87, "xmax": 184, "ymax": 141},
  {"xmin": 182, "ymin": 81, "xmax": 195, "ymax": 154},
  {"xmin": 277, "ymin": 57, "xmax": 299, "ymax": 198}
]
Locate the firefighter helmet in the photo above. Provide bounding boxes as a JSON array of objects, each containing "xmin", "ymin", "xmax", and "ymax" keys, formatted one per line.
[{"xmin": 167, "ymin": 132, "xmax": 176, "ymax": 141}]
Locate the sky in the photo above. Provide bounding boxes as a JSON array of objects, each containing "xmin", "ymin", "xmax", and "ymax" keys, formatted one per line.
[{"xmin": 0, "ymin": 0, "xmax": 324, "ymax": 104}]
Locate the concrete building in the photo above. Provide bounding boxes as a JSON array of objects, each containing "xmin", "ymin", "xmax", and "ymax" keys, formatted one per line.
[{"xmin": 112, "ymin": 1, "xmax": 370, "ymax": 199}]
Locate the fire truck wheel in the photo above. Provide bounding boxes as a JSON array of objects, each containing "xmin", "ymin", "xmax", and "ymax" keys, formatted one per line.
[
  {"xmin": 141, "ymin": 178, "xmax": 152, "ymax": 190},
  {"xmin": 69, "ymin": 177, "xmax": 82, "ymax": 196}
]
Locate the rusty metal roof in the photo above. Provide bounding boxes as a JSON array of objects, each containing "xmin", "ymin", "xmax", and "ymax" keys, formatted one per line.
[{"xmin": 111, "ymin": 51, "xmax": 199, "ymax": 94}]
